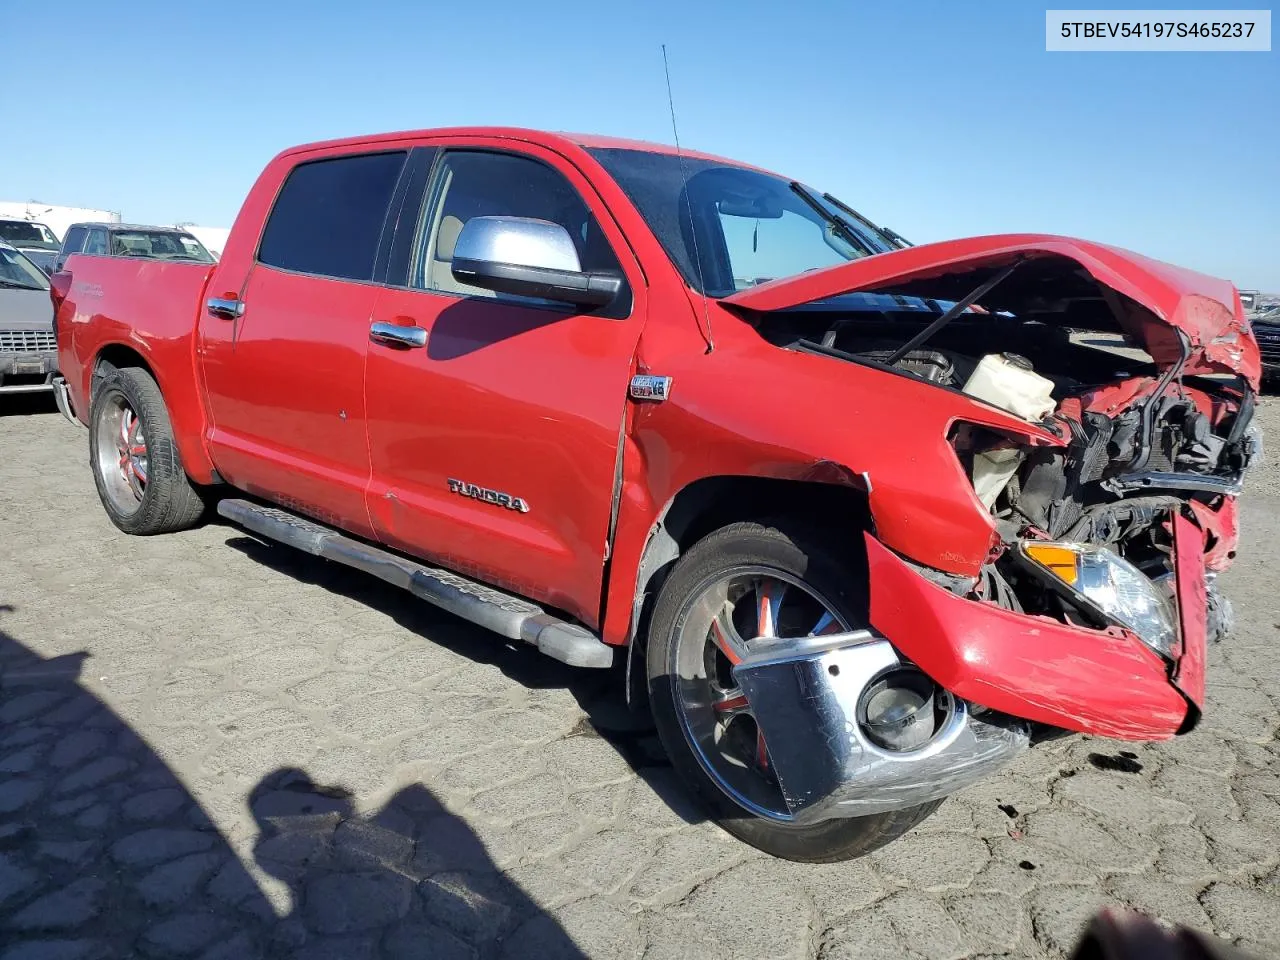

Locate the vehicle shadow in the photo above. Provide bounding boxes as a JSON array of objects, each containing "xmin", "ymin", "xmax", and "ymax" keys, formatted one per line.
[
  {"xmin": 425, "ymin": 300, "xmax": 575, "ymax": 362},
  {"xmin": 221, "ymin": 533, "xmax": 707, "ymax": 826},
  {"xmin": 0, "ymin": 608, "xmax": 591, "ymax": 957},
  {"xmin": 0, "ymin": 393, "xmax": 58, "ymax": 417}
]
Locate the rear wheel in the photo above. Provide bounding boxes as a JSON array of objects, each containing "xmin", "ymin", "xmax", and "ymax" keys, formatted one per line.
[
  {"xmin": 646, "ymin": 520, "xmax": 940, "ymax": 862},
  {"xmin": 89, "ymin": 367, "xmax": 206, "ymax": 535}
]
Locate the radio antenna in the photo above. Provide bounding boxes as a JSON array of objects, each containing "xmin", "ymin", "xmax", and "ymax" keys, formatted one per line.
[{"xmin": 662, "ymin": 44, "xmax": 714, "ymax": 354}]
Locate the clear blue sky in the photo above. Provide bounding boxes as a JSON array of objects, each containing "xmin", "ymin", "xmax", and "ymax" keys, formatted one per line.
[{"xmin": 5, "ymin": 0, "xmax": 1277, "ymax": 287}]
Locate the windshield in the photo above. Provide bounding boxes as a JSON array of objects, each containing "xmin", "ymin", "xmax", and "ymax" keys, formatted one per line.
[
  {"xmin": 110, "ymin": 230, "xmax": 215, "ymax": 262},
  {"xmin": 589, "ymin": 148, "xmax": 896, "ymax": 296},
  {"xmin": 0, "ymin": 247, "xmax": 51, "ymax": 290},
  {"xmin": 0, "ymin": 221, "xmax": 59, "ymax": 251}
]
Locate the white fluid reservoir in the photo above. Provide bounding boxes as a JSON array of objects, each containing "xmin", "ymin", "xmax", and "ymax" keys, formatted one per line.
[
  {"xmin": 972, "ymin": 446, "xmax": 1024, "ymax": 508},
  {"xmin": 963, "ymin": 353, "xmax": 1056, "ymax": 421}
]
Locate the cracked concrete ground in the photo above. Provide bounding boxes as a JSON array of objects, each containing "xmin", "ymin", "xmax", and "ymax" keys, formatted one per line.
[{"xmin": 1, "ymin": 394, "xmax": 1279, "ymax": 959}]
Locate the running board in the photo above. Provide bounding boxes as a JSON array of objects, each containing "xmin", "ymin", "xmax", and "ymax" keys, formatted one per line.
[{"xmin": 216, "ymin": 498, "xmax": 614, "ymax": 669}]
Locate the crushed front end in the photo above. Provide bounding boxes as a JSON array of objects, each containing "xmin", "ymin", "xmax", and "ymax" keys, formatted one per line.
[
  {"xmin": 730, "ymin": 240, "xmax": 1260, "ymax": 800},
  {"xmin": 956, "ymin": 369, "xmax": 1252, "ymax": 629},
  {"xmin": 942, "ymin": 349, "xmax": 1258, "ymax": 728}
]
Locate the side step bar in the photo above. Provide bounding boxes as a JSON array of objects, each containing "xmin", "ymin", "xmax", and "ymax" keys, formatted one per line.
[{"xmin": 216, "ymin": 499, "xmax": 614, "ymax": 669}]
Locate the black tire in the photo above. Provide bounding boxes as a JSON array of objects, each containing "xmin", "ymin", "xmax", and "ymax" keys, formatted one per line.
[
  {"xmin": 646, "ymin": 519, "xmax": 941, "ymax": 862},
  {"xmin": 89, "ymin": 366, "xmax": 206, "ymax": 535}
]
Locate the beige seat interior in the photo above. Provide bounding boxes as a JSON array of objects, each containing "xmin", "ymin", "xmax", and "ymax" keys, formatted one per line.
[{"xmin": 426, "ymin": 212, "xmax": 495, "ymax": 298}]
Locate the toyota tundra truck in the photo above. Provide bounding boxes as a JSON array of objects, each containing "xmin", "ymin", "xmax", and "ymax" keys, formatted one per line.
[{"xmin": 50, "ymin": 128, "xmax": 1260, "ymax": 862}]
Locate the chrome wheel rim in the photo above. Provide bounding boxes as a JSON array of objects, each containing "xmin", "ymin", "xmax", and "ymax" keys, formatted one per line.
[
  {"xmin": 670, "ymin": 567, "xmax": 851, "ymax": 822},
  {"xmin": 95, "ymin": 394, "xmax": 148, "ymax": 515}
]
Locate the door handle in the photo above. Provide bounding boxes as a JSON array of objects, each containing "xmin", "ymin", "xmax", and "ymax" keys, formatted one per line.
[
  {"xmin": 369, "ymin": 321, "xmax": 427, "ymax": 348},
  {"xmin": 207, "ymin": 297, "xmax": 245, "ymax": 320}
]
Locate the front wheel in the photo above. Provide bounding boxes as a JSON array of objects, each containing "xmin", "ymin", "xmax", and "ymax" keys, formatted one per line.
[
  {"xmin": 646, "ymin": 520, "xmax": 940, "ymax": 862},
  {"xmin": 89, "ymin": 366, "xmax": 206, "ymax": 535}
]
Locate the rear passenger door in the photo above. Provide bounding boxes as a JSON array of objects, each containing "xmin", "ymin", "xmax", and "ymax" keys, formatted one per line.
[{"xmin": 198, "ymin": 148, "xmax": 409, "ymax": 536}]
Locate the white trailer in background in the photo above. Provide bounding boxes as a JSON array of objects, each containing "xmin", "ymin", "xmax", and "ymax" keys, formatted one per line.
[{"xmin": 0, "ymin": 202, "xmax": 121, "ymax": 241}]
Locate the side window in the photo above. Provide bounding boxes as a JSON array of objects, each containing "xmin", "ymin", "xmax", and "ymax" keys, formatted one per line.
[
  {"xmin": 411, "ymin": 150, "xmax": 622, "ymax": 301},
  {"xmin": 62, "ymin": 226, "xmax": 87, "ymax": 256},
  {"xmin": 83, "ymin": 229, "xmax": 107, "ymax": 256},
  {"xmin": 258, "ymin": 151, "xmax": 407, "ymax": 282}
]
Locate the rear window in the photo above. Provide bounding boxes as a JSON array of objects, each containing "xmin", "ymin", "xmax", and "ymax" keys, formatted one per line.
[
  {"xmin": 258, "ymin": 151, "xmax": 407, "ymax": 281},
  {"xmin": 61, "ymin": 226, "xmax": 87, "ymax": 255},
  {"xmin": 109, "ymin": 230, "xmax": 215, "ymax": 262}
]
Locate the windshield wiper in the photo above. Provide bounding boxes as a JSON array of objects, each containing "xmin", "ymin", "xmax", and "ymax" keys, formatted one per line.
[
  {"xmin": 0, "ymin": 279, "xmax": 45, "ymax": 291},
  {"xmin": 821, "ymin": 192, "xmax": 912, "ymax": 249},
  {"xmin": 789, "ymin": 183, "xmax": 878, "ymax": 258}
]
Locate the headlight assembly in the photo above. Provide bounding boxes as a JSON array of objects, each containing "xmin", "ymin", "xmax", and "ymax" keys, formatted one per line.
[{"xmin": 1020, "ymin": 541, "xmax": 1178, "ymax": 659}]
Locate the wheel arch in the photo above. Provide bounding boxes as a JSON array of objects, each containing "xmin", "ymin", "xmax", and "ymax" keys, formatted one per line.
[
  {"xmin": 617, "ymin": 473, "xmax": 874, "ymax": 699},
  {"xmin": 93, "ymin": 341, "xmax": 156, "ymax": 384},
  {"xmin": 89, "ymin": 339, "xmax": 218, "ymax": 483}
]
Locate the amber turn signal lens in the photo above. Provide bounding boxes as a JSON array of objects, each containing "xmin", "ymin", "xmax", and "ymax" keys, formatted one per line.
[{"xmin": 1024, "ymin": 544, "xmax": 1079, "ymax": 585}]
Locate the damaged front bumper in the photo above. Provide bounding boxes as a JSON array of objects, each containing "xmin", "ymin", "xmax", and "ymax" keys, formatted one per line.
[
  {"xmin": 717, "ymin": 523, "xmax": 1209, "ymax": 822},
  {"xmin": 865, "ymin": 529, "xmax": 1206, "ymax": 741},
  {"xmin": 734, "ymin": 633, "xmax": 1029, "ymax": 822}
]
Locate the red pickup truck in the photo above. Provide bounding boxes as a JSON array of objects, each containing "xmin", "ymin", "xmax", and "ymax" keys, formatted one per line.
[{"xmin": 50, "ymin": 127, "xmax": 1260, "ymax": 863}]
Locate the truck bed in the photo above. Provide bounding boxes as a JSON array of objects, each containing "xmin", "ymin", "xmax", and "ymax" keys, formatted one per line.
[{"xmin": 54, "ymin": 255, "xmax": 218, "ymax": 481}]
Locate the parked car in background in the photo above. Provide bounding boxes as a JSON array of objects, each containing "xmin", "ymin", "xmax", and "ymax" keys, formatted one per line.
[
  {"xmin": 50, "ymin": 127, "xmax": 1260, "ymax": 863},
  {"xmin": 0, "ymin": 241, "xmax": 57, "ymax": 395},
  {"xmin": 0, "ymin": 219, "xmax": 61, "ymax": 275},
  {"xmin": 53, "ymin": 223, "xmax": 215, "ymax": 273},
  {"xmin": 1249, "ymin": 305, "xmax": 1280, "ymax": 380}
]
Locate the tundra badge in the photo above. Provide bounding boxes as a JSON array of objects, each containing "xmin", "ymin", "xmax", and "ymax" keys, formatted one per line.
[
  {"xmin": 629, "ymin": 375, "xmax": 673, "ymax": 402},
  {"xmin": 447, "ymin": 478, "xmax": 530, "ymax": 513}
]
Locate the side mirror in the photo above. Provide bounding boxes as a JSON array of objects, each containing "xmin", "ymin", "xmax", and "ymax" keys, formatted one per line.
[{"xmin": 451, "ymin": 216, "xmax": 622, "ymax": 308}]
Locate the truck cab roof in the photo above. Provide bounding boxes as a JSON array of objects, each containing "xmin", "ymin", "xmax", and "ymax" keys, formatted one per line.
[{"xmin": 271, "ymin": 126, "xmax": 774, "ymax": 175}]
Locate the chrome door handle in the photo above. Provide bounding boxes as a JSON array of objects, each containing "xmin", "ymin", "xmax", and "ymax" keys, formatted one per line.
[
  {"xmin": 207, "ymin": 297, "xmax": 244, "ymax": 320},
  {"xmin": 369, "ymin": 321, "xmax": 427, "ymax": 348}
]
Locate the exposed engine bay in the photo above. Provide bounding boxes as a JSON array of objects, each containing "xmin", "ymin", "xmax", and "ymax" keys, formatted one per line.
[{"xmin": 756, "ymin": 302, "xmax": 1260, "ymax": 647}]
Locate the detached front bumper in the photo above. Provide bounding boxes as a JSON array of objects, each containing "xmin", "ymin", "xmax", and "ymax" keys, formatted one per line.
[
  {"xmin": 865, "ymin": 530, "xmax": 1204, "ymax": 741},
  {"xmin": 734, "ymin": 634, "xmax": 1029, "ymax": 822}
]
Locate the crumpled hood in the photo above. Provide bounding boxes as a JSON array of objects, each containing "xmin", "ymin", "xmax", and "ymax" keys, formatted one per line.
[{"xmin": 722, "ymin": 234, "xmax": 1261, "ymax": 390}]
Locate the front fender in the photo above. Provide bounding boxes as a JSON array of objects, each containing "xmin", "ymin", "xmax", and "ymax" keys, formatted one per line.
[{"xmin": 600, "ymin": 318, "xmax": 1064, "ymax": 646}]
